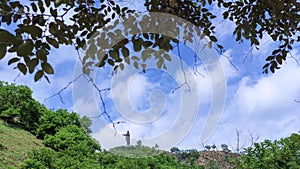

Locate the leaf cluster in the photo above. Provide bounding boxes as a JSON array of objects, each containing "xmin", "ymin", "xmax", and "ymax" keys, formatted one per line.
[
  {"xmin": 221, "ymin": 0, "xmax": 300, "ymax": 73},
  {"xmin": 237, "ymin": 132, "xmax": 300, "ymax": 169},
  {"xmin": 0, "ymin": 0, "xmax": 131, "ymax": 81},
  {"xmin": 1, "ymin": 0, "xmax": 299, "ymax": 81}
]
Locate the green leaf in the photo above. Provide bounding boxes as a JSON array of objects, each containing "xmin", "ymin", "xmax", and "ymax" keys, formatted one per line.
[
  {"xmin": 0, "ymin": 29, "xmax": 16, "ymax": 45},
  {"xmin": 223, "ymin": 11, "xmax": 229, "ymax": 19},
  {"xmin": 0, "ymin": 44, "xmax": 7, "ymax": 60},
  {"xmin": 210, "ymin": 36, "xmax": 217, "ymax": 42},
  {"xmin": 50, "ymin": 7, "xmax": 57, "ymax": 17},
  {"xmin": 49, "ymin": 22, "xmax": 58, "ymax": 35},
  {"xmin": 8, "ymin": 57, "xmax": 20, "ymax": 65},
  {"xmin": 107, "ymin": 59, "xmax": 114, "ymax": 66},
  {"xmin": 17, "ymin": 63, "xmax": 27, "ymax": 75},
  {"xmin": 23, "ymin": 25, "xmax": 43, "ymax": 39},
  {"xmin": 270, "ymin": 65, "xmax": 275, "ymax": 73},
  {"xmin": 119, "ymin": 63, "xmax": 124, "ymax": 70},
  {"xmin": 42, "ymin": 62, "xmax": 54, "ymax": 74},
  {"xmin": 45, "ymin": 0, "xmax": 51, "ymax": 7},
  {"xmin": 34, "ymin": 70, "xmax": 44, "ymax": 82},
  {"xmin": 143, "ymin": 41, "xmax": 153, "ymax": 48},
  {"xmin": 38, "ymin": 0, "xmax": 45, "ymax": 13},
  {"xmin": 164, "ymin": 54, "xmax": 171, "ymax": 61},
  {"xmin": 121, "ymin": 47, "xmax": 129, "ymax": 58},
  {"xmin": 141, "ymin": 50, "xmax": 151, "ymax": 61},
  {"xmin": 31, "ymin": 3, "xmax": 37, "ymax": 12},
  {"xmin": 133, "ymin": 38, "xmax": 142, "ymax": 52},
  {"xmin": 276, "ymin": 56, "xmax": 282, "ymax": 65},
  {"xmin": 250, "ymin": 38, "xmax": 259, "ymax": 46},
  {"xmin": 133, "ymin": 61, "xmax": 138, "ymax": 69},
  {"xmin": 17, "ymin": 40, "xmax": 34, "ymax": 56},
  {"xmin": 36, "ymin": 49, "xmax": 47, "ymax": 62},
  {"xmin": 266, "ymin": 56, "xmax": 274, "ymax": 61},
  {"xmin": 157, "ymin": 59, "xmax": 163, "ymax": 68},
  {"xmin": 54, "ymin": 0, "xmax": 63, "ymax": 7},
  {"xmin": 109, "ymin": 49, "xmax": 119, "ymax": 59},
  {"xmin": 28, "ymin": 58, "xmax": 39, "ymax": 73},
  {"xmin": 263, "ymin": 63, "xmax": 269, "ymax": 69},
  {"xmin": 272, "ymin": 49, "xmax": 281, "ymax": 55},
  {"xmin": 46, "ymin": 37, "xmax": 59, "ymax": 48}
]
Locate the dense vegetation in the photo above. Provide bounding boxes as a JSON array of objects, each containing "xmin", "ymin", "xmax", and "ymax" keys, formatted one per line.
[
  {"xmin": 0, "ymin": 81, "xmax": 299, "ymax": 168},
  {"xmin": 0, "ymin": 0, "xmax": 299, "ymax": 82}
]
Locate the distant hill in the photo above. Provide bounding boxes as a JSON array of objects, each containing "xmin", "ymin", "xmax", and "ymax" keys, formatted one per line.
[
  {"xmin": 108, "ymin": 145, "xmax": 239, "ymax": 168},
  {"xmin": 0, "ymin": 120, "xmax": 44, "ymax": 169}
]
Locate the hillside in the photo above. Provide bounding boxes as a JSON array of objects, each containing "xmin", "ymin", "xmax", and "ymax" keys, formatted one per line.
[
  {"xmin": 0, "ymin": 120, "xmax": 44, "ymax": 169},
  {"xmin": 0, "ymin": 120, "xmax": 238, "ymax": 169},
  {"xmin": 197, "ymin": 151, "xmax": 239, "ymax": 168}
]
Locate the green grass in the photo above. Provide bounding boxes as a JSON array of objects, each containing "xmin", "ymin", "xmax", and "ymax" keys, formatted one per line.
[{"xmin": 0, "ymin": 120, "xmax": 44, "ymax": 169}]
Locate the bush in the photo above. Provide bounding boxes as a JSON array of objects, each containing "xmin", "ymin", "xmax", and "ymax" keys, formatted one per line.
[{"xmin": 237, "ymin": 132, "xmax": 300, "ymax": 169}]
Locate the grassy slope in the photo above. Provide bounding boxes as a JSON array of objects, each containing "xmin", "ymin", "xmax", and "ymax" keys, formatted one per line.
[{"xmin": 0, "ymin": 120, "xmax": 43, "ymax": 169}]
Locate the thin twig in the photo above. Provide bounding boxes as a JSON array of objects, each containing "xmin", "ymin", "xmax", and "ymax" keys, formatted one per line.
[
  {"xmin": 13, "ymin": 72, "xmax": 21, "ymax": 82},
  {"xmin": 287, "ymin": 51, "xmax": 299, "ymax": 65},
  {"xmin": 172, "ymin": 43, "xmax": 191, "ymax": 93},
  {"xmin": 243, "ymin": 46, "xmax": 254, "ymax": 63},
  {"xmin": 83, "ymin": 74, "xmax": 125, "ymax": 133},
  {"xmin": 214, "ymin": 46, "xmax": 239, "ymax": 71},
  {"xmin": 44, "ymin": 74, "xmax": 84, "ymax": 104},
  {"xmin": 193, "ymin": 54, "xmax": 205, "ymax": 77}
]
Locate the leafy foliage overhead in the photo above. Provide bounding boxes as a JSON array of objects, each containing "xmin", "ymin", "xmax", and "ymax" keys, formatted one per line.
[{"xmin": 0, "ymin": 0, "xmax": 299, "ymax": 82}]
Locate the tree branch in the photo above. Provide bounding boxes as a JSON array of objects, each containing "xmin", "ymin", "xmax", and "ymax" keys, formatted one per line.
[
  {"xmin": 44, "ymin": 73, "xmax": 84, "ymax": 104},
  {"xmin": 172, "ymin": 43, "xmax": 191, "ymax": 93}
]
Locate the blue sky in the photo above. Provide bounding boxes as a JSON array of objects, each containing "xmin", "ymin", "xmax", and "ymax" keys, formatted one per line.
[{"xmin": 0, "ymin": 0, "xmax": 299, "ymax": 151}]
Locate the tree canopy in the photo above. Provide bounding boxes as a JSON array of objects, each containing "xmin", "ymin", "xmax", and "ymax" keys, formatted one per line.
[{"xmin": 0, "ymin": 0, "xmax": 299, "ymax": 82}]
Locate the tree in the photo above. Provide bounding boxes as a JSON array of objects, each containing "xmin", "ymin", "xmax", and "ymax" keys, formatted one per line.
[
  {"xmin": 0, "ymin": 0, "xmax": 299, "ymax": 82},
  {"xmin": 205, "ymin": 145, "xmax": 211, "ymax": 151},
  {"xmin": 221, "ymin": 144, "xmax": 230, "ymax": 153},
  {"xmin": 78, "ymin": 115, "xmax": 92, "ymax": 134},
  {"xmin": 170, "ymin": 147, "xmax": 181, "ymax": 154},
  {"xmin": 0, "ymin": 81, "xmax": 44, "ymax": 132},
  {"xmin": 36, "ymin": 108, "xmax": 81, "ymax": 139},
  {"xmin": 211, "ymin": 144, "xmax": 216, "ymax": 151},
  {"xmin": 237, "ymin": 132, "xmax": 300, "ymax": 169},
  {"xmin": 43, "ymin": 124, "xmax": 100, "ymax": 152},
  {"xmin": 136, "ymin": 140, "xmax": 142, "ymax": 147}
]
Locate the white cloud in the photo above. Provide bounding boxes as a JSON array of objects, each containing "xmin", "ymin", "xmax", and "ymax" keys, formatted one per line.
[{"xmin": 204, "ymin": 59, "xmax": 300, "ymax": 149}]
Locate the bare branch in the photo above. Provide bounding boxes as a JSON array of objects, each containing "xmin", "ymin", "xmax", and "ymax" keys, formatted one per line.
[
  {"xmin": 214, "ymin": 46, "xmax": 239, "ymax": 71},
  {"xmin": 172, "ymin": 43, "xmax": 191, "ymax": 93},
  {"xmin": 44, "ymin": 74, "xmax": 85, "ymax": 104},
  {"xmin": 193, "ymin": 54, "xmax": 205, "ymax": 77},
  {"xmin": 247, "ymin": 129, "xmax": 260, "ymax": 148},
  {"xmin": 83, "ymin": 74, "xmax": 126, "ymax": 133},
  {"xmin": 13, "ymin": 72, "xmax": 21, "ymax": 82},
  {"xmin": 242, "ymin": 46, "xmax": 254, "ymax": 63},
  {"xmin": 287, "ymin": 51, "xmax": 300, "ymax": 65}
]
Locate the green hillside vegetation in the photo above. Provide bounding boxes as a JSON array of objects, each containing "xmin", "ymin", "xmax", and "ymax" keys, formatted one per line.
[
  {"xmin": 0, "ymin": 81, "xmax": 299, "ymax": 169},
  {"xmin": 0, "ymin": 120, "xmax": 44, "ymax": 169}
]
